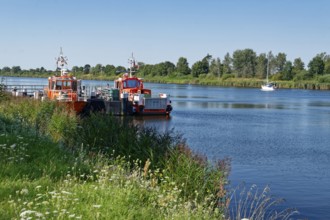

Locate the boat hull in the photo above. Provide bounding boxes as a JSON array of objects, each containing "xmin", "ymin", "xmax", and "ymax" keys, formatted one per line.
[
  {"xmin": 57, "ymin": 101, "xmax": 88, "ymax": 114},
  {"xmin": 261, "ymin": 85, "xmax": 275, "ymax": 91}
]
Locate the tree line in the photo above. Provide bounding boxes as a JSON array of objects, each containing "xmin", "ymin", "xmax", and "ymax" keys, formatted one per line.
[{"xmin": 1, "ymin": 49, "xmax": 330, "ymax": 82}]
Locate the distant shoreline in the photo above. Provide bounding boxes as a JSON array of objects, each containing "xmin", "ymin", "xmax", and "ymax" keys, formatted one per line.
[{"xmin": 2, "ymin": 74, "xmax": 330, "ymax": 90}]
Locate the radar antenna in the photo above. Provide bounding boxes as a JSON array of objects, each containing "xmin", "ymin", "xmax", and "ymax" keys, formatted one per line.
[
  {"xmin": 55, "ymin": 47, "xmax": 69, "ymax": 76},
  {"xmin": 128, "ymin": 53, "xmax": 138, "ymax": 77}
]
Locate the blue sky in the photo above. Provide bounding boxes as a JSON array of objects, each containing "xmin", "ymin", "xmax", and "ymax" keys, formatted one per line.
[{"xmin": 1, "ymin": 0, "xmax": 329, "ymax": 70}]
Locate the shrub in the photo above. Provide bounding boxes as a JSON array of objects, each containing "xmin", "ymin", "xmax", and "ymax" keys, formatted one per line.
[
  {"xmin": 222, "ymin": 73, "xmax": 235, "ymax": 80},
  {"xmin": 317, "ymin": 74, "xmax": 330, "ymax": 83}
]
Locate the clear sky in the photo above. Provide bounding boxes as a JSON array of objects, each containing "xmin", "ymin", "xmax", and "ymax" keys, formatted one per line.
[{"xmin": 1, "ymin": 0, "xmax": 329, "ymax": 70}]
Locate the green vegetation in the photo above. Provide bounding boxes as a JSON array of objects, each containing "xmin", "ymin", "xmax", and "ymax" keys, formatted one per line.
[
  {"xmin": 0, "ymin": 89, "xmax": 299, "ymax": 219},
  {"xmin": 0, "ymin": 96, "xmax": 229, "ymax": 219},
  {"xmin": 1, "ymin": 49, "xmax": 330, "ymax": 89}
]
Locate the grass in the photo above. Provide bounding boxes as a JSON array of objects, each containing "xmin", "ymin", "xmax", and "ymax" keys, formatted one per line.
[
  {"xmin": 0, "ymin": 96, "xmax": 229, "ymax": 219},
  {"xmin": 226, "ymin": 183, "xmax": 299, "ymax": 220},
  {"xmin": 0, "ymin": 132, "xmax": 225, "ymax": 219},
  {"xmin": 0, "ymin": 93, "xmax": 299, "ymax": 219}
]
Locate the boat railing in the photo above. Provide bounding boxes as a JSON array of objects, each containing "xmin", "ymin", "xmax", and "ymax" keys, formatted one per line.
[
  {"xmin": 4, "ymin": 84, "xmax": 45, "ymax": 97},
  {"xmin": 4, "ymin": 84, "xmax": 120, "ymax": 101}
]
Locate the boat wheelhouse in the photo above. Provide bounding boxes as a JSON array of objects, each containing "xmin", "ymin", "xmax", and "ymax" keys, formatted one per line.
[{"xmin": 44, "ymin": 48, "xmax": 87, "ymax": 113}]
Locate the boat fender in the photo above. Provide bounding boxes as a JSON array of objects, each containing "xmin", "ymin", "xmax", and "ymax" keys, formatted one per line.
[{"xmin": 166, "ymin": 105, "xmax": 172, "ymax": 112}]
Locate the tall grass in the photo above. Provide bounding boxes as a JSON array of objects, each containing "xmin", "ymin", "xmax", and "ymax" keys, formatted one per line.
[
  {"xmin": 0, "ymin": 96, "xmax": 230, "ymax": 219},
  {"xmin": 0, "ymin": 131, "xmax": 226, "ymax": 219},
  {"xmin": 226, "ymin": 183, "xmax": 299, "ymax": 220},
  {"xmin": 0, "ymin": 96, "xmax": 299, "ymax": 219}
]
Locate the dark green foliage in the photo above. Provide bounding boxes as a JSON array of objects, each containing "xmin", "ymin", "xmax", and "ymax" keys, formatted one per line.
[
  {"xmin": 176, "ymin": 57, "xmax": 191, "ymax": 75},
  {"xmin": 308, "ymin": 53, "xmax": 325, "ymax": 76},
  {"xmin": 163, "ymin": 144, "xmax": 230, "ymax": 204},
  {"xmin": 84, "ymin": 64, "xmax": 91, "ymax": 74},
  {"xmin": 0, "ymin": 78, "xmax": 8, "ymax": 101},
  {"xmin": 317, "ymin": 74, "xmax": 330, "ymax": 83},
  {"xmin": 77, "ymin": 113, "xmax": 182, "ymax": 169},
  {"xmin": 191, "ymin": 61, "xmax": 206, "ymax": 77},
  {"xmin": 209, "ymin": 58, "xmax": 222, "ymax": 77},
  {"xmin": 282, "ymin": 61, "xmax": 294, "ymax": 80},
  {"xmin": 232, "ymin": 49, "xmax": 257, "ymax": 78},
  {"xmin": 255, "ymin": 53, "xmax": 267, "ymax": 79}
]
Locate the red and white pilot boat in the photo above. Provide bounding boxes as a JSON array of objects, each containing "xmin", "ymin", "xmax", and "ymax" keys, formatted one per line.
[
  {"xmin": 44, "ymin": 48, "xmax": 87, "ymax": 113},
  {"xmin": 113, "ymin": 54, "xmax": 172, "ymax": 115}
]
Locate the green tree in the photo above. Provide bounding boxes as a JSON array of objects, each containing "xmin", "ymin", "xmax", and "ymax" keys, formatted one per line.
[
  {"xmin": 2, "ymin": 66, "xmax": 10, "ymax": 74},
  {"xmin": 83, "ymin": 64, "xmax": 91, "ymax": 74},
  {"xmin": 191, "ymin": 55, "xmax": 211, "ymax": 78},
  {"xmin": 255, "ymin": 53, "xmax": 267, "ymax": 79},
  {"xmin": 308, "ymin": 53, "xmax": 325, "ymax": 77},
  {"xmin": 11, "ymin": 66, "xmax": 21, "ymax": 74},
  {"xmin": 91, "ymin": 64, "xmax": 103, "ymax": 75},
  {"xmin": 324, "ymin": 56, "xmax": 330, "ymax": 74},
  {"xmin": 176, "ymin": 57, "xmax": 191, "ymax": 75},
  {"xmin": 293, "ymin": 58, "xmax": 305, "ymax": 71},
  {"xmin": 151, "ymin": 62, "xmax": 175, "ymax": 76},
  {"xmin": 71, "ymin": 66, "xmax": 79, "ymax": 73},
  {"xmin": 138, "ymin": 64, "xmax": 153, "ymax": 76},
  {"xmin": 104, "ymin": 64, "xmax": 116, "ymax": 75},
  {"xmin": 191, "ymin": 61, "xmax": 205, "ymax": 77},
  {"xmin": 209, "ymin": 58, "xmax": 222, "ymax": 78},
  {"xmin": 232, "ymin": 49, "xmax": 257, "ymax": 78},
  {"xmin": 275, "ymin": 52, "xmax": 287, "ymax": 73},
  {"xmin": 282, "ymin": 61, "xmax": 293, "ymax": 80},
  {"xmin": 115, "ymin": 66, "xmax": 126, "ymax": 74},
  {"xmin": 267, "ymin": 51, "xmax": 276, "ymax": 75},
  {"xmin": 223, "ymin": 53, "xmax": 232, "ymax": 75},
  {"xmin": 201, "ymin": 54, "xmax": 212, "ymax": 74}
]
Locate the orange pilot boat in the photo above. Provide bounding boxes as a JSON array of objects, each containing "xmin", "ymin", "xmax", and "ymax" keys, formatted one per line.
[
  {"xmin": 113, "ymin": 54, "xmax": 172, "ymax": 116},
  {"xmin": 44, "ymin": 48, "xmax": 87, "ymax": 113}
]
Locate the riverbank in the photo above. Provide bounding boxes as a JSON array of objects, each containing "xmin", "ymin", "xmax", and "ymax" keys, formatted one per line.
[
  {"xmin": 2, "ymin": 73, "xmax": 330, "ymax": 90},
  {"xmin": 0, "ymin": 94, "xmax": 229, "ymax": 219},
  {"xmin": 138, "ymin": 75, "xmax": 330, "ymax": 90}
]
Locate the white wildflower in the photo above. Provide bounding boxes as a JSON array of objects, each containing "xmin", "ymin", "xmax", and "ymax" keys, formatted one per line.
[
  {"xmin": 20, "ymin": 210, "xmax": 43, "ymax": 218},
  {"xmin": 61, "ymin": 190, "xmax": 72, "ymax": 195},
  {"xmin": 93, "ymin": 204, "xmax": 102, "ymax": 208},
  {"xmin": 10, "ymin": 144, "xmax": 16, "ymax": 149},
  {"xmin": 21, "ymin": 188, "xmax": 29, "ymax": 195}
]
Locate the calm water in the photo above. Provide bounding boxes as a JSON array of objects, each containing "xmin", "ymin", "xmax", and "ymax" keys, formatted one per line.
[
  {"xmin": 147, "ymin": 83, "xmax": 330, "ymax": 220},
  {"xmin": 3, "ymin": 76, "xmax": 330, "ymax": 219}
]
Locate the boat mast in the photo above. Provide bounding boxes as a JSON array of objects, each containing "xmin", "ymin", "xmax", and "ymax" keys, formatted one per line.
[
  {"xmin": 266, "ymin": 52, "xmax": 270, "ymax": 83},
  {"xmin": 128, "ymin": 53, "xmax": 137, "ymax": 77},
  {"xmin": 56, "ymin": 47, "xmax": 68, "ymax": 76}
]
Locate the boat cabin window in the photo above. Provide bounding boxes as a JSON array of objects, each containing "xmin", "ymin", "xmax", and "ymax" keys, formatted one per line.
[
  {"xmin": 54, "ymin": 80, "xmax": 73, "ymax": 90},
  {"xmin": 123, "ymin": 79, "xmax": 140, "ymax": 88},
  {"xmin": 62, "ymin": 81, "xmax": 72, "ymax": 89},
  {"xmin": 56, "ymin": 81, "xmax": 62, "ymax": 90}
]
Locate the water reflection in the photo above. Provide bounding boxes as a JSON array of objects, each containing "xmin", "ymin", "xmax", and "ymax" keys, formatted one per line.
[
  {"xmin": 174, "ymin": 101, "xmax": 286, "ymax": 109},
  {"xmin": 308, "ymin": 101, "xmax": 330, "ymax": 107}
]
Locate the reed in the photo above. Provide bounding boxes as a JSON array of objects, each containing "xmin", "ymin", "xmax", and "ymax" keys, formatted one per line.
[{"xmin": 226, "ymin": 183, "xmax": 299, "ymax": 220}]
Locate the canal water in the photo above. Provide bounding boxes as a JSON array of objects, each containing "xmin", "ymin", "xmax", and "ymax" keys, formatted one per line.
[{"xmin": 2, "ymin": 76, "xmax": 330, "ymax": 219}]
